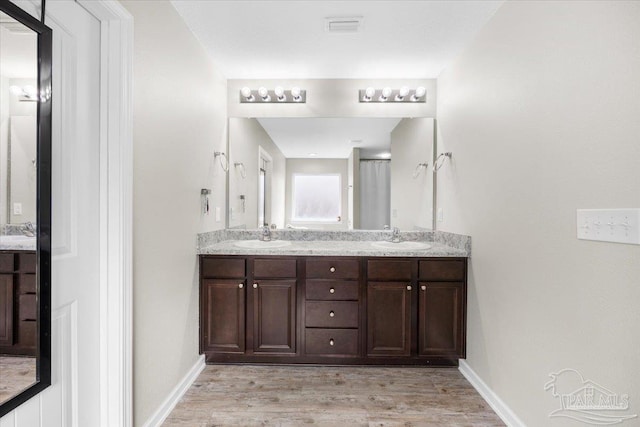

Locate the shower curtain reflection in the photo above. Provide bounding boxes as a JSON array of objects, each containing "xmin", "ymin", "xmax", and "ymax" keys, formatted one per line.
[{"xmin": 359, "ymin": 160, "xmax": 390, "ymax": 230}]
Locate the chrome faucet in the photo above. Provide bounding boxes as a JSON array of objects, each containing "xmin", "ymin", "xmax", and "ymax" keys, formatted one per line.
[
  {"xmin": 392, "ymin": 227, "xmax": 401, "ymax": 243},
  {"xmin": 21, "ymin": 221, "xmax": 36, "ymax": 237},
  {"xmin": 261, "ymin": 225, "xmax": 271, "ymax": 242}
]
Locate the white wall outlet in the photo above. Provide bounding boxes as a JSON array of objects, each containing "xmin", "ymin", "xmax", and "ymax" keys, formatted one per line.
[
  {"xmin": 577, "ymin": 208, "xmax": 640, "ymax": 245},
  {"xmin": 215, "ymin": 207, "xmax": 221, "ymax": 222},
  {"xmin": 13, "ymin": 203, "xmax": 22, "ymax": 215},
  {"xmin": 437, "ymin": 208, "xmax": 444, "ymax": 222},
  {"xmin": 392, "ymin": 209, "xmax": 397, "ymax": 218}
]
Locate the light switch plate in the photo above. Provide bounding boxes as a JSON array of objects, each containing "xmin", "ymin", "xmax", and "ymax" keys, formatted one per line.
[
  {"xmin": 13, "ymin": 203, "xmax": 22, "ymax": 215},
  {"xmin": 577, "ymin": 208, "xmax": 640, "ymax": 245},
  {"xmin": 215, "ymin": 207, "xmax": 221, "ymax": 222}
]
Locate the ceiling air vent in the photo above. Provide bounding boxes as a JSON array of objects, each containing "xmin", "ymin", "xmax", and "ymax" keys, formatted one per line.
[{"xmin": 325, "ymin": 17, "xmax": 363, "ymax": 34}]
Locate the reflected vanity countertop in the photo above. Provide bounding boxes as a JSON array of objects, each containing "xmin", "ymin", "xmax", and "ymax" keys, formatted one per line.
[
  {"xmin": 0, "ymin": 235, "xmax": 37, "ymax": 251},
  {"xmin": 197, "ymin": 229, "xmax": 471, "ymax": 257}
]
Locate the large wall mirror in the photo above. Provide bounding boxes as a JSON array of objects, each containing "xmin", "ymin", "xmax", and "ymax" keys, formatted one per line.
[
  {"xmin": 228, "ymin": 117, "xmax": 435, "ymax": 231},
  {"xmin": 0, "ymin": 1, "xmax": 51, "ymax": 417}
]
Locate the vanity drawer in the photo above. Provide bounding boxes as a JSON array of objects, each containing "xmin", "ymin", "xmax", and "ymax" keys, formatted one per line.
[
  {"xmin": 254, "ymin": 258, "xmax": 297, "ymax": 278},
  {"xmin": 367, "ymin": 259, "xmax": 412, "ymax": 281},
  {"xmin": 419, "ymin": 260, "xmax": 465, "ymax": 281},
  {"xmin": 306, "ymin": 280, "xmax": 359, "ymax": 301},
  {"xmin": 306, "ymin": 259, "xmax": 359, "ymax": 280},
  {"xmin": 20, "ymin": 274, "xmax": 36, "ymax": 294},
  {"xmin": 18, "ymin": 320, "xmax": 36, "ymax": 347},
  {"xmin": 305, "ymin": 328, "xmax": 358, "ymax": 356},
  {"xmin": 18, "ymin": 253, "xmax": 36, "ymax": 273},
  {"xmin": 0, "ymin": 254, "xmax": 14, "ymax": 273},
  {"xmin": 201, "ymin": 257, "xmax": 245, "ymax": 278},
  {"xmin": 305, "ymin": 301, "xmax": 359, "ymax": 328}
]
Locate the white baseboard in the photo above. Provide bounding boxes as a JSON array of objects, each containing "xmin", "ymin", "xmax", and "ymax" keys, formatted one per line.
[
  {"xmin": 142, "ymin": 355, "xmax": 206, "ymax": 427},
  {"xmin": 459, "ymin": 360, "xmax": 526, "ymax": 427}
]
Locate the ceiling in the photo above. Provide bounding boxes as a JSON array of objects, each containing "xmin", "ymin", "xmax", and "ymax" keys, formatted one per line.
[
  {"xmin": 0, "ymin": 13, "xmax": 37, "ymax": 79},
  {"xmin": 171, "ymin": 1, "xmax": 504, "ymax": 79},
  {"xmin": 257, "ymin": 118, "xmax": 402, "ymax": 159}
]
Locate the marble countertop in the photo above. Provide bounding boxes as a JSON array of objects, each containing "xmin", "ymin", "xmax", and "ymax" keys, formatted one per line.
[
  {"xmin": 198, "ymin": 239, "xmax": 467, "ymax": 257},
  {"xmin": 0, "ymin": 235, "xmax": 36, "ymax": 251}
]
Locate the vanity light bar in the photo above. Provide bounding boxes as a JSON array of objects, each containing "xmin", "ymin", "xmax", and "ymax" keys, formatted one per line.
[
  {"xmin": 239, "ymin": 86, "xmax": 306, "ymax": 104},
  {"xmin": 359, "ymin": 86, "xmax": 426, "ymax": 103}
]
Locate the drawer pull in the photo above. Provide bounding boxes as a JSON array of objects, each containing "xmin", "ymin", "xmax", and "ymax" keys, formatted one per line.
[
  {"xmin": 253, "ymin": 283, "xmax": 258, "ymax": 289},
  {"xmin": 329, "ymin": 339, "xmax": 335, "ymax": 346},
  {"xmin": 407, "ymin": 285, "xmax": 412, "ymax": 291},
  {"xmin": 329, "ymin": 287, "xmax": 336, "ymax": 294},
  {"xmin": 329, "ymin": 311, "xmax": 335, "ymax": 318},
  {"xmin": 329, "ymin": 267, "xmax": 336, "ymax": 273},
  {"xmin": 238, "ymin": 283, "xmax": 244, "ymax": 289},
  {"xmin": 421, "ymin": 285, "xmax": 426, "ymax": 291}
]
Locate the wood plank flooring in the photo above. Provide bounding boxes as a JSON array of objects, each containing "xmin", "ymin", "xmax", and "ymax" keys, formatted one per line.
[
  {"xmin": 163, "ymin": 365, "xmax": 504, "ymax": 427},
  {"xmin": 0, "ymin": 356, "xmax": 37, "ymax": 404}
]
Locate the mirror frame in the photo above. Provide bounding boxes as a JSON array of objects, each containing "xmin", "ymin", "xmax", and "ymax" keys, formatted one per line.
[{"xmin": 0, "ymin": 0, "xmax": 52, "ymax": 417}]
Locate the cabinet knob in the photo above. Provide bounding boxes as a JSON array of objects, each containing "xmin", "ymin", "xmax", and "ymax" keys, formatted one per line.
[
  {"xmin": 407, "ymin": 285, "xmax": 412, "ymax": 291},
  {"xmin": 253, "ymin": 283, "xmax": 258, "ymax": 289},
  {"xmin": 329, "ymin": 311, "xmax": 335, "ymax": 318},
  {"xmin": 329, "ymin": 339, "xmax": 335, "ymax": 346},
  {"xmin": 238, "ymin": 283, "xmax": 244, "ymax": 289},
  {"xmin": 421, "ymin": 285, "xmax": 426, "ymax": 291},
  {"xmin": 329, "ymin": 267, "xmax": 336, "ymax": 273},
  {"xmin": 329, "ymin": 287, "xmax": 335, "ymax": 294}
]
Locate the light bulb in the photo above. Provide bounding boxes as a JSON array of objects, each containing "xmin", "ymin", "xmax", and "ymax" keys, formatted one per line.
[
  {"xmin": 291, "ymin": 86, "xmax": 302, "ymax": 101},
  {"xmin": 10, "ymin": 85, "xmax": 23, "ymax": 96},
  {"xmin": 379, "ymin": 87, "xmax": 392, "ymax": 102},
  {"xmin": 399, "ymin": 86, "xmax": 410, "ymax": 97},
  {"xmin": 258, "ymin": 87, "xmax": 270, "ymax": 101},
  {"xmin": 240, "ymin": 87, "xmax": 255, "ymax": 102},
  {"xmin": 365, "ymin": 87, "xmax": 375, "ymax": 98},
  {"xmin": 274, "ymin": 86, "xmax": 286, "ymax": 101},
  {"xmin": 24, "ymin": 86, "xmax": 37, "ymax": 97},
  {"xmin": 413, "ymin": 86, "xmax": 426, "ymax": 101}
]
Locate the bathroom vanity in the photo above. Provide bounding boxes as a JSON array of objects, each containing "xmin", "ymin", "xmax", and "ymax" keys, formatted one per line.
[
  {"xmin": 0, "ymin": 250, "xmax": 37, "ymax": 357},
  {"xmin": 198, "ymin": 230, "xmax": 470, "ymax": 366}
]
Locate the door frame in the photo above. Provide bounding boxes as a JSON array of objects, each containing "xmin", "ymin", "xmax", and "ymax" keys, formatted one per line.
[{"xmin": 72, "ymin": 1, "xmax": 133, "ymax": 426}]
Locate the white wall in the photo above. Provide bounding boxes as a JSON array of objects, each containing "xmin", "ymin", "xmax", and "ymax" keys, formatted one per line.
[
  {"xmin": 228, "ymin": 118, "xmax": 286, "ymax": 229},
  {"xmin": 390, "ymin": 118, "xmax": 434, "ymax": 230},
  {"xmin": 285, "ymin": 158, "xmax": 349, "ymax": 230},
  {"xmin": 436, "ymin": 1, "xmax": 640, "ymax": 425},
  {"xmin": 119, "ymin": 1, "xmax": 227, "ymax": 425},
  {"xmin": 347, "ymin": 148, "xmax": 360, "ymax": 230},
  {"xmin": 228, "ymin": 79, "xmax": 436, "ymax": 118}
]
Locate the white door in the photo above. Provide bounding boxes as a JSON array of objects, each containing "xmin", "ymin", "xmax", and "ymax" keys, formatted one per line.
[{"xmin": 1, "ymin": 1, "xmax": 102, "ymax": 426}]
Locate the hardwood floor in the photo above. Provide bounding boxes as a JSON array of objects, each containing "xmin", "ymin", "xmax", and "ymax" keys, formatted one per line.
[
  {"xmin": 0, "ymin": 356, "xmax": 37, "ymax": 403},
  {"xmin": 163, "ymin": 365, "xmax": 504, "ymax": 426}
]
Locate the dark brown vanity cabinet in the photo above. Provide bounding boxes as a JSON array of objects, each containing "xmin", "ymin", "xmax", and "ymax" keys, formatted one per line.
[
  {"xmin": 366, "ymin": 258, "xmax": 466, "ymax": 361},
  {"xmin": 200, "ymin": 257, "xmax": 297, "ymax": 358},
  {"xmin": 251, "ymin": 258, "xmax": 297, "ymax": 354},
  {"xmin": 200, "ymin": 255, "xmax": 466, "ymax": 365},
  {"xmin": 0, "ymin": 251, "xmax": 37, "ymax": 356}
]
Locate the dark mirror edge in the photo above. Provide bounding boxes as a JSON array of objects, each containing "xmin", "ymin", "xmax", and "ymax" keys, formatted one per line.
[{"xmin": 0, "ymin": 0, "xmax": 52, "ymax": 418}]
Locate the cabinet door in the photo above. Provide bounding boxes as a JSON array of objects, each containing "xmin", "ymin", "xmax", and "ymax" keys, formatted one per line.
[
  {"xmin": 252, "ymin": 280, "xmax": 296, "ymax": 354},
  {"xmin": 418, "ymin": 282, "xmax": 465, "ymax": 357},
  {"xmin": 0, "ymin": 274, "xmax": 14, "ymax": 346},
  {"xmin": 367, "ymin": 281, "xmax": 411, "ymax": 356},
  {"xmin": 202, "ymin": 279, "xmax": 245, "ymax": 353}
]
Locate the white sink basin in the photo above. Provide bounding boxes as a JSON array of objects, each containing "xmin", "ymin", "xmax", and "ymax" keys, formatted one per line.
[
  {"xmin": 370, "ymin": 241, "xmax": 432, "ymax": 250},
  {"xmin": 234, "ymin": 240, "xmax": 292, "ymax": 249}
]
